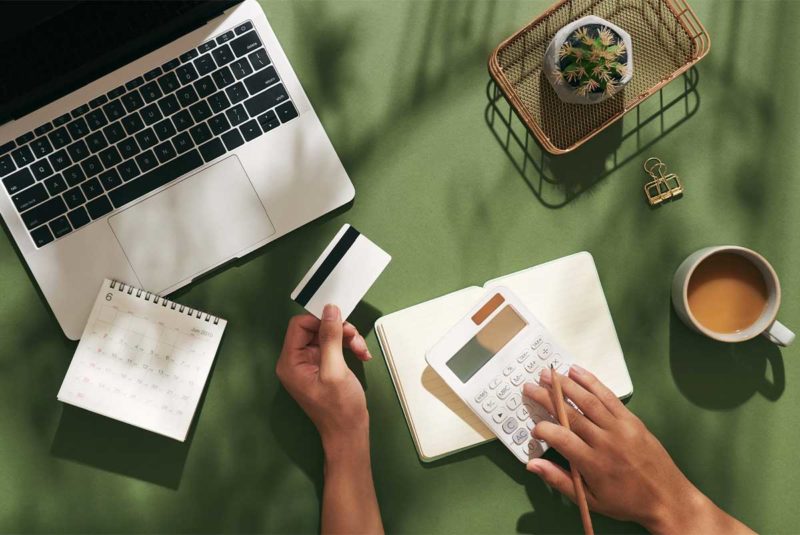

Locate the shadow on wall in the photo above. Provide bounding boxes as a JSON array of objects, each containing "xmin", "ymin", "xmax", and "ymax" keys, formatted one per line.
[{"xmin": 485, "ymin": 67, "xmax": 701, "ymax": 209}]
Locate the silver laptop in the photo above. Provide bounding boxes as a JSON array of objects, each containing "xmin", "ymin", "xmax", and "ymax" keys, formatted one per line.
[{"xmin": 0, "ymin": 0, "xmax": 354, "ymax": 339}]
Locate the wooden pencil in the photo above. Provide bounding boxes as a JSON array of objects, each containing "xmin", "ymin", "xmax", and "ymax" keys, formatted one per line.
[{"xmin": 549, "ymin": 364, "xmax": 594, "ymax": 535}]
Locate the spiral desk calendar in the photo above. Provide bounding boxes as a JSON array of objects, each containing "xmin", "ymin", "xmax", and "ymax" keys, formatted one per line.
[{"xmin": 57, "ymin": 279, "xmax": 227, "ymax": 441}]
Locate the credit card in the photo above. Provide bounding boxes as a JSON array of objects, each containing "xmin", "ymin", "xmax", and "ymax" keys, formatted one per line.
[{"xmin": 291, "ymin": 224, "xmax": 391, "ymax": 320}]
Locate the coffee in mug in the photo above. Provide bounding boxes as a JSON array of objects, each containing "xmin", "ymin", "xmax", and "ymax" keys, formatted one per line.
[{"xmin": 672, "ymin": 246, "xmax": 795, "ymax": 346}]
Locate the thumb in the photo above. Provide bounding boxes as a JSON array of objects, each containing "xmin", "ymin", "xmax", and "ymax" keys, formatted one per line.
[
  {"xmin": 318, "ymin": 304, "xmax": 347, "ymax": 381},
  {"xmin": 527, "ymin": 458, "xmax": 577, "ymax": 502}
]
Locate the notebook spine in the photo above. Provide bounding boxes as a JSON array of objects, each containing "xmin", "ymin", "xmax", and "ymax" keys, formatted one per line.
[{"xmin": 109, "ymin": 280, "xmax": 221, "ymax": 325}]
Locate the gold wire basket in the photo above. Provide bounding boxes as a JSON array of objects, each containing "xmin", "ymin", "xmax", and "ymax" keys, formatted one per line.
[{"xmin": 489, "ymin": 0, "xmax": 710, "ymax": 155}]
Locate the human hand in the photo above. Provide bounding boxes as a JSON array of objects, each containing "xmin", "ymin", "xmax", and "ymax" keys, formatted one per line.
[
  {"xmin": 276, "ymin": 305, "xmax": 372, "ymax": 454},
  {"xmin": 523, "ymin": 366, "xmax": 754, "ymax": 535}
]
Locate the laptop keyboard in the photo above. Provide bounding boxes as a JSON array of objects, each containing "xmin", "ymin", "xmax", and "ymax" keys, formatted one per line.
[{"xmin": 0, "ymin": 21, "xmax": 298, "ymax": 249}]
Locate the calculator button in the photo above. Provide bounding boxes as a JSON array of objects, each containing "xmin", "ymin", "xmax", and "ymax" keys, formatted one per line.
[
  {"xmin": 489, "ymin": 375, "xmax": 502, "ymax": 389},
  {"xmin": 482, "ymin": 398, "xmax": 498, "ymax": 413},
  {"xmin": 537, "ymin": 343, "xmax": 552, "ymax": 359},
  {"xmin": 510, "ymin": 371, "xmax": 525, "ymax": 386},
  {"xmin": 524, "ymin": 360, "xmax": 537, "ymax": 373},
  {"xmin": 512, "ymin": 427, "xmax": 529, "ymax": 445},
  {"xmin": 558, "ymin": 363, "xmax": 571, "ymax": 374},
  {"xmin": 517, "ymin": 405, "xmax": 530, "ymax": 420},
  {"xmin": 525, "ymin": 418, "xmax": 534, "ymax": 430},
  {"xmin": 516, "ymin": 350, "xmax": 531, "ymax": 363},
  {"xmin": 530, "ymin": 440, "xmax": 546, "ymax": 457},
  {"xmin": 506, "ymin": 394, "xmax": 521, "ymax": 410},
  {"xmin": 496, "ymin": 383, "xmax": 511, "ymax": 400},
  {"xmin": 474, "ymin": 389, "xmax": 488, "ymax": 403},
  {"xmin": 531, "ymin": 335, "xmax": 544, "ymax": 349},
  {"xmin": 551, "ymin": 356, "xmax": 561, "ymax": 369},
  {"xmin": 501, "ymin": 416, "xmax": 519, "ymax": 434},
  {"xmin": 521, "ymin": 440, "xmax": 530, "ymax": 456},
  {"xmin": 503, "ymin": 365, "xmax": 515, "ymax": 376},
  {"xmin": 492, "ymin": 408, "xmax": 508, "ymax": 423}
]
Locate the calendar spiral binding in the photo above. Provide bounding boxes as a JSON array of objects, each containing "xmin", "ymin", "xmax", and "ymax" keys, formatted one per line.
[{"xmin": 109, "ymin": 280, "xmax": 221, "ymax": 325}]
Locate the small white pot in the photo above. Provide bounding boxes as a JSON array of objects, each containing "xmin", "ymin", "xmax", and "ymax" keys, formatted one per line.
[{"xmin": 544, "ymin": 15, "xmax": 634, "ymax": 105}]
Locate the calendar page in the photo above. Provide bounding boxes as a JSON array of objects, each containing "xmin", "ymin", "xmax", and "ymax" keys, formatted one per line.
[{"xmin": 57, "ymin": 279, "xmax": 227, "ymax": 441}]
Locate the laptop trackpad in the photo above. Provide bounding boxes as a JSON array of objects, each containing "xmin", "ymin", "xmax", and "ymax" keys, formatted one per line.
[{"xmin": 109, "ymin": 156, "xmax": 276, "ymax": 292}]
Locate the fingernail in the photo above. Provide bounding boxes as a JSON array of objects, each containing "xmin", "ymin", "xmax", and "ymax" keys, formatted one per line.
[
  {"xmin": 366, "ymin": 350, "xmax": 374, "ymax": 360},
  {"xmin": 571, "ymin": 364, "xmax": 585, "ymax": 376},
  {"xmin": 323, "ymin": 304, "xmax": 340, "ymax": 321},
  {"xmin": 539, "ymin": 368, "xmax": 552, "ymax": 385}
]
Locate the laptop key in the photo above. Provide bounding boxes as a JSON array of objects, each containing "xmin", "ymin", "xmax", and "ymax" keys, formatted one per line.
[
  {"xmin": 122, "ymin": 114, "xmax": 145, "ymax": 135},
  {"xmin": 180, "ymin": 49, "xmax": 199, "ymax": 63},
  {"xmin": 81, "ymin": 178, "xmax": 104, "ymax": 200},
  {"xmin": 226, "ymin": 82, "xmax": 248, "ymax": 104},
  {"xmin": 99, "ymin": 169, "xmax": 122, "ymax": 190},
  {"xmin": 121, "ymin": 91, "xmax": 145, "ymax": 113},
  {"xmin": 63, "ymin": 187, "xmax": 86, "ymax": 209},
  {"xmin": 221, "ymin": 129, "xmax": 244, "ymax": 151},
  {"xmin": 15, "ymin": 132, "xmax": 34, "ymax": 145},
  {"xmin": 30, "ymin": 225, "xmax": 54, "ymax": 248},
  {"xmin": 230, "ymin": 58, "xmax": 253, "ymax": 80},
  {"xmin": 53, "ymin": 113, "xmax": 71, "ymax": 126},
  {"xmin": 86, "ymin": 131, "xmax": 108, "ymax": 153},
  {"xmin": 67, "ymin": 117, "xmax": 90, "ymax": 139},
  {"xmin": 86, "ymin": 195, "xmax": 113, "ymax": 219},
  {"xmin": 0, "ymin": 141, "xmax": 15, "ymax": 157},
  {"xmin": 194, "ymin": 76, "xmax": 216, "ymax": 98},
  {"xmin": 0, "ymin": 155, "xmax": 14, "ymax": 177},
  {"xmin": 176, "ymin": 63, "xmax": 199, "ymax": 85},
  {"xmin": 140, "ymin": 81, "xmax": 163, "ymax": 103},
  {"xmin": 3, "ymin": 167, "xmax": 34, "ymax": 194},
  {"xmin": 45, "ymin": 174, "xmax": 67, "ymax": 196},
  {"xmin": 161, "ymin": 58, "xmax": 180, "ymax": 72},
  {"xmin": 276, "ymin": 101, "xmax": 299, "ymax": 123},
  {"xmin": 212, "ymin": 66, "xmax": 235, "ymax": 88},
  {"xmin": 176, "ymin": 86, "xmax": 199, "ymax": 107},
  {"xmin": 172, "ymin": 110, "xmax": 194, "ymax": 132},
  {"xmin": 208, "ymin": 113, "xmax": 231, "ymax": 135},
  {"xmin": 199, "ymin": 41, "xmax": 216, "ymax": 53},
  {"xmin": 216, "ymin": 31, "xmax": 236, "ymax": 45},
  {"xmin": 104, "ymin": 122, "xmax": 126, "ymax": 145},
  {"xmin": 118, "ymin": 137, "xmax": 140, "ymax": 159},
  {"xmin": 153, "ymin": 119, "xmax": 177, "ymax": 141},
  {"xmin": 226, "ymin": 105, "xmax": 248, "ymax": 127},
  {"xmin": 66, "ymin": 140, "xmax": 89, "ymax": 163},
  {"xmin": 99, "ymin": 146, "xmax": 122, "ymax": 168},
  {"xmin": 172, "ymin": 132, "xmax": 194, "ymax": 153},
  {"xmin": 199, "ymin": 138, "xmax": 225, "ymax": 163},
  {"xmin": 189, "ymin": 101, "xmax": 212, "ymax": 123},
  {"xmin": 49, "ymin": 216, "xmax": 72, "ymax": 238},
  {"xmin": 239, "ymin": 119, "xmax": 261, "ymax": 141},
  {"xmin": 118, "ymin": 159, "xmax": 140, "ymax": 181},
  {"xmin": 85, "ymin": 109, "xmax": 108, "ymax": 130},
  {"xmin": 157, "ymin": 94, "xmax": 181, "ymax": 116},
  {"xmin": 49, "ymin": 149, "xmax": 71, "ymax": 171},
  {"xmin": 208, "ymin": 91, "xmax": 231, "ymax": 114},
  {"xmin": 248, "ymin": 48, "xmax": 271, "ymax": 70},
  {"xmin": 189, "ymin": 123, "xmax": 212, "ymax": 145},
  {"xmin": 67, "ymin": 206, "xmax": 90, "ymax": 229},
  {"xmin": 31, "ymin": 159, "xmax": 54, "ymax": 180},
  {"xmin": 89, "ymin": 94, "xmax": 109, "ymax": 108},
  {"xmin": 212, "ymin": 44, "xmax": 235, "ymax": 66},
  {"xmin": 63, "ymin": 165, "xmax": 86, "ymax": 187},
  {"xmin": 158, "ymin": 71, "xmax": 181, "ymax": 95},
  {"xmin": 244, "ymin": 66, "xmax": 278, "ymax": 95},
  {"xmin": 81, "ymin": 155, "xmax": 103, "ymax": 178},
  {"xmin": 12, "ymin": 183, "xmax": 48, "ymax": 212},
  {"xmin": 106, "ymin": 86, "xmax": 125, "ymax": 99},
  {"xmin": 70, "ymin": 104, "xmax": 90, "ymax": 118},
  {"xmin": 145, "ymin": 67, "xmax": 163, "ymax": 81},
  {"xmin": 103, "ymin": 99, "xmax": 126, "ymax": 121},
  {"xmin": 135, "ymin": 128, "xmax": 158, "ymax": 150},
  {"xmin": 235, "ymin": 21, "xmax": 253, "ymax": 35},
  {"xmin": 154, "ymin": 141, "xmax": 177, "ymax": 163},
  {"xmin": 12, "ymin": 145, "xmax": 35, "ymax": 167},
  {"xmin": 34, "ymin": 122, "xmax": 54, "ymax": 136},
  {"xmin": 32, "ymin": 137, "xmax": 54, "ymax": 158},
  {"xmin": 126, "ymin": 76, "xmax": 145, "ymax": 91},
  {"xmin": 49, "ymin": 127, "xmax": 71, "ymax": 149},
  {"xmin": 243, "ymin": 84, "xmax": 289, "ymax": 116},
  {"xmin": 140, "ymin": 104, "xmax": 163, "ymax": 125},
  {"xmin": 230, "ymin": 31, "xmax": 262, "ymax": 57},
  {"xmin": 21, "ymin": 196, "xmax": 67, "ymax": 229},
  {"xmin": 195, "ymin": 54, "xmax": 216, "ymax": 76},
  {"xmin": 135, "ymin": 150, "xmax": 158, "ymax": 172},
  {"xmin": 109, "ymin": 149, "xmax": 202, "ymax": 208}
]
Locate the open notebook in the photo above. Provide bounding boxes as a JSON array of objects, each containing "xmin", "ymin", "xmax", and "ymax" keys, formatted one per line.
[{"xmin": 375, "ymin": 252, "xmax": 632, "ymax": 461}]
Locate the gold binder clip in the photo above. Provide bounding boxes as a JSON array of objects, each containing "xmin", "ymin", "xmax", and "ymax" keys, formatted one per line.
[{"xmin": 643, "ymin": 157, "xmax": 683, "ymax": 206}]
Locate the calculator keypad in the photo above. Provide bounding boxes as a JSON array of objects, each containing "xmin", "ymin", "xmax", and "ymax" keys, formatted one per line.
[{"xmin": 467, "ymin": 330, "xmax": 573, "ymax": 463}]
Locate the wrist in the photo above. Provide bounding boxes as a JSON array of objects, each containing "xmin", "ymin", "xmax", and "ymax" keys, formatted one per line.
[
  {"xmin": 644, "ymin": 483, "xmax": 715, "ymax": 535},
  {"xmin": 321, "ymin": 420, "xmax": 371, "ymax": 467}
]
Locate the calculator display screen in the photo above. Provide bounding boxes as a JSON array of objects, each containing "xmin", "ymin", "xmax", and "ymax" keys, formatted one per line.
[{"xmin": 447, "ymin": 305, "xmax": 527, "ymax": 382}]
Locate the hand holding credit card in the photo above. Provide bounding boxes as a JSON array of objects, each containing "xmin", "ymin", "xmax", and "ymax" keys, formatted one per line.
[{"xmin": 291, "ymin": 224, "xmax": 391, "ymax": 320}]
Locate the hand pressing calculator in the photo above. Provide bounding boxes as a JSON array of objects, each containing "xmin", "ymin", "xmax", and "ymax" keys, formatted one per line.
[{"xmin": 426, "ymin": 287, "xmax": 574, "ymax": 463}]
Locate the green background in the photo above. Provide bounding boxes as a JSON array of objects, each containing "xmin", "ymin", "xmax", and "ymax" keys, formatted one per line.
[{"xmin": 1, "ymin": 0, "xmax": 798, "ymax": 533}]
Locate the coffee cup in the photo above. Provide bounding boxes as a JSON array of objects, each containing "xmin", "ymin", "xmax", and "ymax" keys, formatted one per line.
[{"xmin": 672, "ymin": 246, "xmax": 795, "ymax": 346}]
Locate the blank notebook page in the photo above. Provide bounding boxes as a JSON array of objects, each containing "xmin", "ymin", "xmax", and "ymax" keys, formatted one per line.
[{"xmin": 57, "ymin": 279, "xmax": 227, "ymax": 441}]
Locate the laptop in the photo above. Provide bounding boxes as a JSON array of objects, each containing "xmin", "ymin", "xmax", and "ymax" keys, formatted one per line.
[{"xmin": 0, "ymin": 0, "xmax": 355, "ymax": 340}]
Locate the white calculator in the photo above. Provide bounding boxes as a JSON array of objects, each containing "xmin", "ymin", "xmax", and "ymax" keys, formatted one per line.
[{"xmin": 426, "ymin": 287, "xmax": 574, "ymax": 463}]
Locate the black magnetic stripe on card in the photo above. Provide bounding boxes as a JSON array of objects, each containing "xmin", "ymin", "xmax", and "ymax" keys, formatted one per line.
[{"xmin": 295, "ymin": 226, "xmax": 361, "ymax": 306}]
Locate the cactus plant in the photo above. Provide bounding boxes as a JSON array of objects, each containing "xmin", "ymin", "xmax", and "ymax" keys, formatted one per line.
[{"xmin": 544, "ymin": 16, "xmax": 634, "ymax": 105}]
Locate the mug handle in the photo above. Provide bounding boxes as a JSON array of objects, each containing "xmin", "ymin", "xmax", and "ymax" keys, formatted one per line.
[{"xmin": 763, "ymin": 320, "xmax": 796, "ymax": 347}]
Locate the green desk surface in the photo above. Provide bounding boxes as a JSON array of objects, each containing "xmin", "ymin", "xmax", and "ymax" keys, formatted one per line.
[{"xmin": 1, "ymin": 1, "xmax": 798, "ymax": 533}]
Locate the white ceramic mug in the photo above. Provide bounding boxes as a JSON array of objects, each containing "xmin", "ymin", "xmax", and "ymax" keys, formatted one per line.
[{"xmin": 672, "ymin": 246, "xmax": 795, "ymax": 346}]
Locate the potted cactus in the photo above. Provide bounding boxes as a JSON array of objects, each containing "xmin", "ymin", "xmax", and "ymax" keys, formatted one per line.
[{"xmin": 544, "ymin": 15, "xmax": 633, "ymax": 105}]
